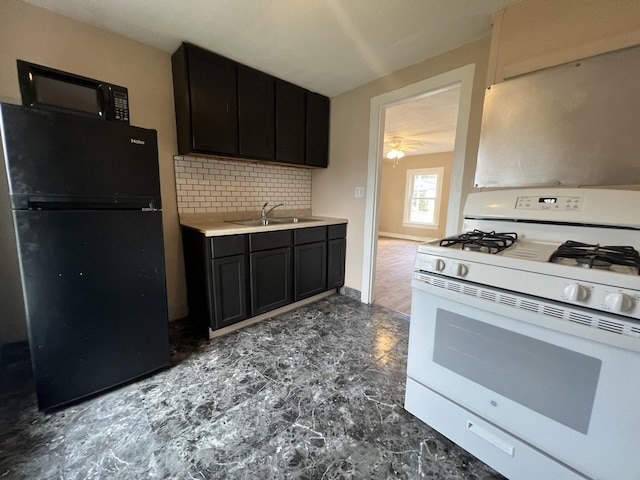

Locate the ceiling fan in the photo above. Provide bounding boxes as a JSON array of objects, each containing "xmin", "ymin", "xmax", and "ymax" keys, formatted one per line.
[{"xmin": 383, "ymin": 136, "xmax": 422, "ymax": 166}]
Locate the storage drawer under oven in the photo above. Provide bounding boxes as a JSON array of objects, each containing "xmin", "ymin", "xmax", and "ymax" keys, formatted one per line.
[{"xmin": 405, "ymin": 379, "xmax": 587, "ymax": 480}]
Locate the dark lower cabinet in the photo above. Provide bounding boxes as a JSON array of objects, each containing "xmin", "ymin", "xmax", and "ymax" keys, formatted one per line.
[
  {"xmin": 295, "ymin": 242, "xmax": 327, "ymax": 301},
  {"xmin": 327, "ymin": 223, "xmax": 347, "ymax": 289},
  {"xmin": 211, "ymin": 255, "xmax": 247, "ymax": 328},
  {"xmin": 250, "ymin": 247, "xmax": 292, "ymax": 315},
  {"xmin": 327, "ymin": 238, "xmax": 346, "ymax": 289},
  {"xmin": 182, "ymin": 223, "xmax": 346, "ymax": 336}
]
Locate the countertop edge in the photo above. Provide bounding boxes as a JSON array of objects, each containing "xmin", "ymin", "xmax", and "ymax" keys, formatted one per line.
[{"xmin": 180, "ymin": 216, "xmax": 348, "ymax": 237}]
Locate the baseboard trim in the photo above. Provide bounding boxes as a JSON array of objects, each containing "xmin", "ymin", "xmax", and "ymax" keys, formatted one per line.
[
  {"xmin": 378, "ymin": 232, "xmax": 435, "ymax": 242},
  {"xmin": 208, "ymin": 290, "xmax": 337, "ymax": 339},
  {"xmin": 339, "ymin": 285, "xmax": 361, "ymax": 302}
]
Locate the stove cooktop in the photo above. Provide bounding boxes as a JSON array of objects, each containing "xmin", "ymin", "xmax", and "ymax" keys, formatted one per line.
[{"xmin": 435, "ymin": 232, "xmax": 640, "ymax": 276}]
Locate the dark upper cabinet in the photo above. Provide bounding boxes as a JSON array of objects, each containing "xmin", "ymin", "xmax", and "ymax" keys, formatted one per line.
[
  {"xmin": 275, "ymin": 80, "xmax": 306, "ymax": 165},
  {"xmin": 238, "ymin": 66, "xmax": 275, "ymax": 160},
  {"xmin": 172, "ymin": 43, "xmax": 329, "ymax": 167},
  {"xmin": 305, "ymin": 92, "xmax": 330, "ymax": 168},
  {"xmin": 172, "ymin": 43, "xmax": 238, "ymax": 156}
]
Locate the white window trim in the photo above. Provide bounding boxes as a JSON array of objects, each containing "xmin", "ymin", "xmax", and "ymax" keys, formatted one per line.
[{"xmin": 402, "ymin": 167, "xmax": 444, "ymax": 229}]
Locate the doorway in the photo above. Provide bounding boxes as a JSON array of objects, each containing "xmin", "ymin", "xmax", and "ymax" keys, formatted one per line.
[
  {"xmin": 373, "ymin": 86, "xmax": 461, "ymax": 315},
  {"xmin": 361, "ymin": 64, "xmax": 477, "ymax": 305}
]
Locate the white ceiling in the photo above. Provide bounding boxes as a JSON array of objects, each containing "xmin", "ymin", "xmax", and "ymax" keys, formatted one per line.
[
  {"xmin": 23, "ymin": 0, "xmax": 518, "ymax": 97},
  {"xmin": 384, "ymin": 85, "xmax": 461, "ymax": 157}
]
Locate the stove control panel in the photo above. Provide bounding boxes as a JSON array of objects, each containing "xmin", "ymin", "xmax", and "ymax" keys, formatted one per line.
[
  {"xmin": 414, "ymin": 251, "xmax": 640, "ymax": 320},
  {"xmin": 515, "ymin": 196, "xmax": 584, "ymax": 211}
]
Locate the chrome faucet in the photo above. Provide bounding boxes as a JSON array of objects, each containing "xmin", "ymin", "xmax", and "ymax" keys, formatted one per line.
[{"xmin": 261, "ymin": 202, "xmax": 285, "ymax": 222}]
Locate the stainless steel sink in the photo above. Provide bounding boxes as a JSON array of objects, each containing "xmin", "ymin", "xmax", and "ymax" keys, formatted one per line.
[
  {"xmin": 270, "ymin": 217, "xmax": 317, "ymax": 224},
  {"xmin": 230, "ymin": 217, "xmax": 317, "ymax": 227},
  {"xmin": 230, "ymin": 219, "xmax": 273, "ymax": 226}
]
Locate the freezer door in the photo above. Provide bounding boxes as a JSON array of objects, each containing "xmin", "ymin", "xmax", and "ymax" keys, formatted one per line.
[
  {"xmin": 0, "ymin": 103, "xmax": 161, "ymax": 209},
  {"xmin": 15, "ymin": 209, "xmax": 170, "ymax": 410}
]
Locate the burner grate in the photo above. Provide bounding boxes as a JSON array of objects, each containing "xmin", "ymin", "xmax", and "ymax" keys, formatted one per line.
[
  {"xmin": 549, "ymin": 241, "xmax": 640, "ymax": 274},
  {"xmin": 440, "ymin": 229, "xmax": 518, "ymax": 254}
]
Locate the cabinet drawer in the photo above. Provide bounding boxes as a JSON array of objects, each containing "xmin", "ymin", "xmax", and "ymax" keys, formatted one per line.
[
  {"xmin": 294, "ymin": 226, "xmax": 327, "ymax": 245},
  {"xmin": 210, "ymin": 235, "xmax": 247, "ymax": 258},
  {"xmin": 328, "ymin": 223, "xmax": 347, "ymax": 240},
  {"xmin": 249, "ymin": 230, "xmax": 292, "ymax": 252}
]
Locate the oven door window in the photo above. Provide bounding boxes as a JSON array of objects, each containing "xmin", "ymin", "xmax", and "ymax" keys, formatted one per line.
[{"xmin": 433, "ymin": 309, "xmax": 602, "ymax": 434}]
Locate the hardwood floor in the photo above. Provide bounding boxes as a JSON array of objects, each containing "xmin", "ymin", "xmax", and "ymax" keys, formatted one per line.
[{"xmin": 373, "ymin": 236, "xmax": 424, "ymax": 316}]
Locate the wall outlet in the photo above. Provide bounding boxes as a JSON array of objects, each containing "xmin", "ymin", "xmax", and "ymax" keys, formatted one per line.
[{"xmin": 354, "ymin": 186, "xmax": 365, "ymax": 198}]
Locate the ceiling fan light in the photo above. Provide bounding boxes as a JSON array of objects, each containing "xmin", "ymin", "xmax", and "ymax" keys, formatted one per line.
[{"xmin": 396, "ymin": 150, "xmax": 405, "ymax": 159}]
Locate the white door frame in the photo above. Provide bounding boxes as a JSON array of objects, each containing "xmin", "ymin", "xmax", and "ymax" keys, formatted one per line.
[{"xmin": 361, "ymin": 63, "xmax": 477, "ymax": 304}]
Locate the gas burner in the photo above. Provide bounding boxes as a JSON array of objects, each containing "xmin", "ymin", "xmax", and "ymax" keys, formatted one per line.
[
  {"xmin": 440, "ymin": 230, "xmax": 518, "ymax": 254},
  {"xmin": 575, "ymin": 257, "xmax": 612, "ymax": 270},
  {"xmin": 549, "ymin": 241, "xmax": 640, "ymax": 274}
]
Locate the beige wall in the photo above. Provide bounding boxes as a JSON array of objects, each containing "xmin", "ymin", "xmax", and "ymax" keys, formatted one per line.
[
  {"xmin": 488, "ymin": 0, "xmax": 640, "ymax": 84},
  {"xmin": 0, "ymin": 0, "xmax": 188, "ymax": 321},
  {"xmin": 312, "ymin": 38, "xmax": 491, "ymax": 293},
  {"xmin": 378, "ymin": 152, "xmax": 453, "ymax": 240}
]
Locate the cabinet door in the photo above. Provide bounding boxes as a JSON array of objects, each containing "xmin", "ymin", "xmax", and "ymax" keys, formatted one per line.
[
  {"xmin": 327, "ymin": 238, "xmax": 346, "ymax": 289},
  {"xmin": 187, "ymin": 46, "xmax": 238, "ymax": 155},
  {"xmin": 181, "ymin": 228, "xmax": 214, "ymax": 337},
  {"xmin": 305, "ymin": 92, "xmax": 330, "ymax": 167},
  {"xmin": 238, "ymin": 66, "xmax": 275, "ymax": 159},
  {"xmin": 212, "ymin": 254, "xmax": 247, "ymax": 329},
  {"xmin": 250, "ymin": 247, "xmax": 292, "ymax": 315},
  {"xmin": 275, "ymin": 80, "xmax": 305, "ymax": 165},
  {"xmin": 294, "ymin": 242, "xmax": 327, "ymax": 301}
]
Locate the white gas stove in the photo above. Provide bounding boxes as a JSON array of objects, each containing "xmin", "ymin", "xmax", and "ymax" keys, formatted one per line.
[{"xmin": 405, "ymin": 188, "xmax": 640, "ymax": 480}]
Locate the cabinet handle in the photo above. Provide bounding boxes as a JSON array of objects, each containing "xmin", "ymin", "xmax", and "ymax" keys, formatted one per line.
[{"xmin": 466, "ymin": 421, "xmax": 515, "ymax": 456}]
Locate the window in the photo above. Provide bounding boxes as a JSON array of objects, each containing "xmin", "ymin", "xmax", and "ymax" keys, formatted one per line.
[{"xmin": 403, "ymin": 167, "xmax": 443, "ymax": 228}]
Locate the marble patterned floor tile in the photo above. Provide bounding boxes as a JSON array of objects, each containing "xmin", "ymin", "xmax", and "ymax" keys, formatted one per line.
[{"xmin": 0, "ymin": 294, "xmax": 504, "ymax": 480}]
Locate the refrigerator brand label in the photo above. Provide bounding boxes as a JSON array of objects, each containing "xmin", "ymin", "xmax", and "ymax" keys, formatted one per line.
[{"xmin": 130, "ymin": 138, "xmax": 145, "ymax": 145}]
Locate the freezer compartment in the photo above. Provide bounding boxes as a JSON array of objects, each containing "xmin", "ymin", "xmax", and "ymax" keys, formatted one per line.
[
  {"xmin": 15, "ymin": 209, "xmax": 170, "ymax": 410},
  {"xmin": 0, "ymin": 103, "xmax": 161, "ymax": 210}
]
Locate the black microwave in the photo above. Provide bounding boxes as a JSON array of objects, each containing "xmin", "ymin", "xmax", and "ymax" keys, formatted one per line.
[{"xmin": 17, "ymin": 60, "xmax": 130, "ymax": 123}]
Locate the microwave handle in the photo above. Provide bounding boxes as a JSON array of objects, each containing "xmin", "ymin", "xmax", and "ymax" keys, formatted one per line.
[{"xmin": 97, "ymin": 84, "xmax": 111, "ymax": 119}]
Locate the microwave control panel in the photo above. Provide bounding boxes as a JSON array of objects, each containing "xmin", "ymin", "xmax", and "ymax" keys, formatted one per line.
[{"xmin": 112, "ymin": 90, "xmax": 129, "ymax": 122}]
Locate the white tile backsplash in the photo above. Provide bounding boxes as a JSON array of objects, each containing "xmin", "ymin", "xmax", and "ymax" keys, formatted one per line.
[{"xmin": 174, "ymin": 156, "xmax": 312, "ymax": 214}]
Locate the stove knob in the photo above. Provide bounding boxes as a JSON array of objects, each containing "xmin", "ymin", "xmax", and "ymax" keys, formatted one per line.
[
  {"xmin": 455, "ymin": 263, "xmax": 468, "ymax": 277},
  {"xmin": 564, "ymin": 283, "xmax": 588, "ymax": 302},
  {"xmin": 604, "ymin": 292, "xmax": 634, "ymax": 312},
  {"xmin": 433, "ymin": 259, "xmax": 445, "ymax": 272}
]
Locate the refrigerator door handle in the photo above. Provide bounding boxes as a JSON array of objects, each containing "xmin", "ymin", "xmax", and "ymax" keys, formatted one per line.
[{"xmin": 26, "ymin": 196, "xmax": 157, "ymax": 211}]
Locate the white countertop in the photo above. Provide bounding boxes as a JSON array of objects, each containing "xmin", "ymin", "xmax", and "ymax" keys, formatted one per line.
[{"xmin": 180, "ymin": 215, "xmax": 348, "ymax": 237}]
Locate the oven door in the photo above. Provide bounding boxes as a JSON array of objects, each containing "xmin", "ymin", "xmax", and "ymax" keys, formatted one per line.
[{"xmin": 407, "ymin": 278, "xmax": 640, "ymax": 480}]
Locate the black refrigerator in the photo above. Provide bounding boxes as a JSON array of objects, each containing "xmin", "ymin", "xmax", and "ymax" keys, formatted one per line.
[{"xmin": 0, "ymin": 103, "xmax": 170, "ymax": 410}]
